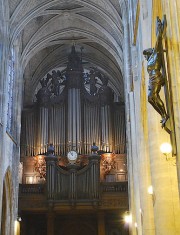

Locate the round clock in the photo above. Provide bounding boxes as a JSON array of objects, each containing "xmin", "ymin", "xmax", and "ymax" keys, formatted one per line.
[{"xmin": 67, "ymin": 150, "xmax": 78, "ymax": 164}]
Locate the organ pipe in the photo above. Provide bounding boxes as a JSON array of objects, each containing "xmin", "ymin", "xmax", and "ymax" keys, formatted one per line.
[
  {"xmin": 20, "ymin": 46, "xmax": 126, "ymax": 158},
  {"xmin": 100, "ymin": 105, "xmax": 113, "ymax": 152},
  {"xmin": 21, "ymin": 102, "xmax": 126, "ymax": 156},
  {"xmin": 36, "ymin": 106, "xmax": 48, "ymax": 154},
  {"xmin": 67, "ymin": 88, "xmax": 82, "ymax": 151},
  {"xmin": 48, "ymin": 105, "xmax": 66, "ymax": 156}
]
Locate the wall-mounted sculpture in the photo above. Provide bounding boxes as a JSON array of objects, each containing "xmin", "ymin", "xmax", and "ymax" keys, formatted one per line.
[
  {"xmin": 143, "ymin": 17, "xmax": 168, "ymax": 128},
  {"xmin": 143, "ymin": 16, "xmax": 177, "ymax": 156}
]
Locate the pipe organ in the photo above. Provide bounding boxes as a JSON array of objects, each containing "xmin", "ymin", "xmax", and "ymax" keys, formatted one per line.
[{"xmin": 20, "ymin": 46, "xmax": 126, "ymax": 157}]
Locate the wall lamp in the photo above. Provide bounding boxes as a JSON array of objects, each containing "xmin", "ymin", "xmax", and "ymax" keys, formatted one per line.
[
  {"xmin": 147, "ymin": 185, "xmax": 153, "ymax": 195},
  {"xmin": 124, "ymin": 211, "xmax": 132, "ymax": 224},
  {"xmin": 17, "ymin": 216, "xmax": 22, "ymax": 222},
  {"xmin": 147, "ymin": 185, "xmax": 156, "ymax": 205},
  {"xmin": 160, "ymin": 142, "xmax": 173, "ymax": 160}
]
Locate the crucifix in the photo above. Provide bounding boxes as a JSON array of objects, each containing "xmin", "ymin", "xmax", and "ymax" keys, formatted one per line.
[{"xmin": 143, "ymin": 15, "xmax": 177, "ymax": 155}]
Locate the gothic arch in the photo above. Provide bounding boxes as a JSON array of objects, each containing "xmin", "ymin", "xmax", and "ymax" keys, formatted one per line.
[{"xmin": 0, "ymin": 168, "xmax": 13, "ymax": 235}]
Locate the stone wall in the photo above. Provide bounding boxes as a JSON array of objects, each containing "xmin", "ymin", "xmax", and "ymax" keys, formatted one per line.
[{"xmin": 124, "ymin": 0, "xmax": 180, "ymax": 234}]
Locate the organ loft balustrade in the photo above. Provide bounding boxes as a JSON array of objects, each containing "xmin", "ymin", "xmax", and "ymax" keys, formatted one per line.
[
  {"xmin": 18, "ymin": 150, "xmax": 128, "ymax": 211},
  {"xmin": 18, "ymin": 147, "xmax": 128, "ymax": 235}
]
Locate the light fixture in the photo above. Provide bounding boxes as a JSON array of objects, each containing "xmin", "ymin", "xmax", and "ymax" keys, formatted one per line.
[
  {"xmin": 124, "ymin": 211, "xmax": 132, "ymax": 224},
  {"xmin": 160, "ymin": 142, "xmax": 172, "ymax": 155},
  {"xmin": 28, "ymin": 176, "xmax": 33, "ymax": 184},
  {"xmin": 14, "ymin": 220, "xmax": 20, "ymax": 235},
  {"xmin": 17, "ymin": 217, "xmax": 22, "ymax": 222},
  {"xmin": 148, "ymin": 185, "xmax": 156, "ymax": 205},
  {"xmin": 160, "ymin": 142, "xmax": 174, "ymax": 161},
  {"xmin": 147, "ymin": 185, "xmax": 153, "ymax": 195}
]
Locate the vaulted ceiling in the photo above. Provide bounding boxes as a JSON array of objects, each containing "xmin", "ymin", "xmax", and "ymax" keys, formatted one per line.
[{"xmin": 9, "ymin": 0, "xmax": 125, "ymax": 105}]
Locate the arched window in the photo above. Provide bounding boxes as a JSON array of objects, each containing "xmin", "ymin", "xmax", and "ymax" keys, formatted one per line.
[
  {"xmin": 0, "ymin": 42, "xmax": 3, "ymax": 125},
  {"xmin": 6, "ymin": 48, "xmax": 15, "ymax": 134}
]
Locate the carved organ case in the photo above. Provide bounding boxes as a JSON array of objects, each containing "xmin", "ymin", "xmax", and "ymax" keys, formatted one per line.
[{"xmin": 20, "ymin": 46, "xmax": 126, "ymax": 158}]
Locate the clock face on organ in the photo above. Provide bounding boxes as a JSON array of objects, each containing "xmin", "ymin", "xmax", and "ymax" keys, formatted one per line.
[{"xmin": 67, "ymin": 150, "xmax": 78, "ymax": 163}]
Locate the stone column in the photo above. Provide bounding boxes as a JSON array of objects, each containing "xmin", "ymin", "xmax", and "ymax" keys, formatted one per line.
[
  {"xmin": 37, "ymin": 106, "xmax": 49, "ymax": 154},
  {"xmin": 121, "ymin": 0, "xmax": 156, "ymax": 234},
  {"xmin": 120, "ymin": 1, "xmax": 140, "ymax": 234},
  {"xmin": 129, "ymin": 92, "xmax": 142, "ymax": 235},
  {"xmin": 147, "ymin": 2, "xmax": 180, "ymax": 234},
  {"xmin": 160, "ymin": 0, "xmax": 180, "ymax": 198}
]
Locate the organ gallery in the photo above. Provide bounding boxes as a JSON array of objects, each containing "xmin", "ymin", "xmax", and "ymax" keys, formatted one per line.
[{"xmin": 19, "ymin": 46, "xmax": 128, "ymax": 235}]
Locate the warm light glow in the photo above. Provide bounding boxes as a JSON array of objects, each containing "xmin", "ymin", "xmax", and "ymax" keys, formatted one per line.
[
  {"xmin": 14, "ymin": 221, "xmax": 20, "ymax": 235},
  {"xmin": 101, "ymin": 153, "xmax": 116, "ymax": 175},
  {"xmin": 34, "ymin": 155, "xmax": 46, "ymax": 179},
  {"xmin": 124, "ymin": 214, "xmax": 132, "ymax": 224},
  {"xmin": 17, "ymin": 217, "xmax": 22, "ymax": 222},
  {"xmin": 29, "ymin": 176, "xmax": 33, "ymax": 184},
  {"xmin": 139, "ymin": 208, "xmax": 142, "ymax": 213},
  {"xmin": 134, "ymin": 222, "xmax": 138, "ymax": 228},
  {"xmin": 160, "ymin": 143, "xmax": 172, "ymax": 155},
  {"xmin": 148, "ymin": 185, "xmax": 153, "ymax": 195}
]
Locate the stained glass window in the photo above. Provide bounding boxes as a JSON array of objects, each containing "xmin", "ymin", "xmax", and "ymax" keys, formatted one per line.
[{"xmin": 7, "ymin": 48, "xmax": 15, "ymax": 133}]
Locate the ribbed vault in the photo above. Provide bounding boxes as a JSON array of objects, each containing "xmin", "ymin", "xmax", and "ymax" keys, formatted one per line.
[{"xmin": 9, "ymin": 0, "xmax": 125, "ymax": 105}]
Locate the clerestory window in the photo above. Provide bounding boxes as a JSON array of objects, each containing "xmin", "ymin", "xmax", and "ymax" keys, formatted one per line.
[{"xmin": 6, "ymin": 48, "xmax": 15, "ymax": 134}]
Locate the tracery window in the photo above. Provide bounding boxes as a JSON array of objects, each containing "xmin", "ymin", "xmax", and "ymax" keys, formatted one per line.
[
  {"xmin": 6, "ymin": 48, "xmax": 15, "ymax": 134},
  {"xmin": 0, "ymin": 43, "xmax": 3, "ymax": 124}
]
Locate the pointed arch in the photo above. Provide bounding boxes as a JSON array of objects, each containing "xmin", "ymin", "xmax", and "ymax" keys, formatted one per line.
[{"xmin": 0, "ymin": 168, "xmax": 13, "ymax": 235}]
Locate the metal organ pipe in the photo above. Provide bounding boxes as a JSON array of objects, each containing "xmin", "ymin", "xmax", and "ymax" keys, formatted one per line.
[
  {"xmin": 78, "ymin": 91, "xmax": 81, "ymax": 153},
  {"xmin": 62, "ymin": 105, "xmax": 65, "ymax": 155},
  {"xmin": 21, "ymin": 47, "xmax": 127, "ymax": 158},
  {"xmin": 72, "ymin": 89, "xmax": 76, "ymax": 148},
  {"xmin": 105, "ymin": 106, "xmax": 108, "ymax": 151},
  {"xmin": 50, "ymin": 105, "xmax": 66, "ymax": 156},
  {"xmin": 82, "ymin": 103, "xmax": 102, "ymax": 154},
  {"xmin": 101, "ymin": 106, "xmax": 105, "ymax": 151},
  {"xmin": 100, "ymin": 105, "xmax": 113, "ymax": 152},
  {"xmin": 23, "ymin": 111, "xmax": 36, "ymax": 156},
  {"xmin": 95, "ymin": 105, "xmax": 100, "ymax": 149},
  {"xmin": 37, "ymin": 107, "xmax": 48, "ymax": 155},
  {"xmin": 87, "ymin": 105, "xmax": 90, "ymax": 153},
  {"xmin": 67, "ymin": 88, "xmax": 81, "ymax": 152},
  {"xmin": 113, "ymin": 107, "xmax": 125, "ymax": 154},
  {"xmin": 68, "ymin": 90, "xmax": 72, "ymax": 151},
  {"xmin": 22, "ymin": 98, "xmax": 125, "ymax": 157},
  {"xmin": 76, "ymin": 90, "xmax": 79, "ymax": 151}
]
